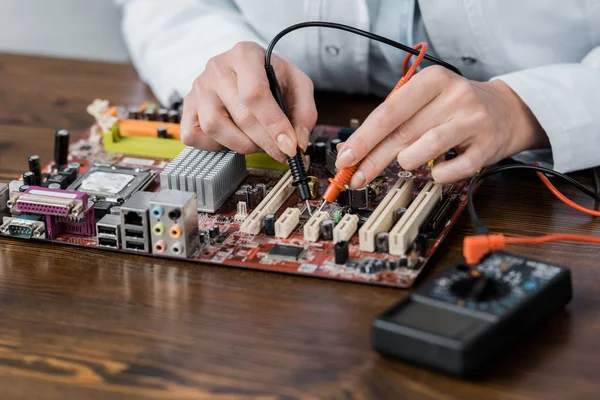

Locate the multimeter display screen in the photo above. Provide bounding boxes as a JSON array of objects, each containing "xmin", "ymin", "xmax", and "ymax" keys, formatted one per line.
[{"xmin": 389, "ymin": 301, "xmax": 489, "ymax": 338}]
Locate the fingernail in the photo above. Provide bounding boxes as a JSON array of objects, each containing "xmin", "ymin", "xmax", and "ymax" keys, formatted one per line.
[
  {"xmin": 336, "ymin": 148, "xmax": 355, "ymax": 168},
  {"xmin": 296, "ymin": 127, "xmax": 310, "ymax": 151},
  {"xmin": 277, "ymin": 134, "xmax": 296, "ymax": 157},
  {"xmin": 350, "ymin": 169, "xmax": 365, "ymax": 189}
]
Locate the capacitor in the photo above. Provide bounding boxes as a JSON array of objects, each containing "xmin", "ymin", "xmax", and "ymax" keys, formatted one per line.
[
  {"xmin": 394, "ymin": 207, "xmax": 407, "ymax": 225},
  {"xmin": 23, "ymin": 172, "xmax": 35, "ymax": 186},
  {"xmin": 330, "ymin": 138, "xmax": 341, "ymax": 152},
  {"xmin": 199, "ymin": 230, "xmax": 209, "ymax": 245},
  {"xmin": 157, "ymin": 108, "xmax": 169, "ymax": 122},
  {"xmin": 239, "ymin": 184, "xmax": 252, "ymax": 192},
  {"xmin": 398, "ymin": 258, "xmax": 408, "ymax": 268},
  {"xmin": 143, "ymin": 108, "xmax": 156, "ymax": 121},
  {"xmin": 314, "ymin": 142, "xmax": 327, "ymax": 162},
  {"xmin": 264, "ymin": 214, "xmax": 276, "ymax": 236},
  {"xmin": 248, "ymin": 187, "xmax": 263, "ymax": 209},
  {"xmin": 157, "ymin": 127, "xmax": 169, "ymax": 139},
  {"xmin": 333, "ymin": 209, "xmax": 343, "ymax": 224},
  {"xmin": 54, "ymin": 129, "xmax": 70, "ymax": 167},
  {"xmin": 48, "ymin": 174, "xmax": 69, "ymax": 189},
  {"xmin": 110, "ymin": 206, "xmax": 121, "ymax": 215},
  {"xmin": 167, "ymin": 109, "xmax": 180, "ymax": 123},
  {"xmin": 321, "ymin": 219, "xmax": 335, "ymax": 241},
  {"xmin": 349, "ymin": 188, "xmax": 369, "ymax": 209},
  {"xmin": 307, "ymin": 176, "xmax": 320, "ymax": 200},
  {"xmin": 255, "ymin": 183, "xmax": 267, "ymax": 198},
  {"xmin": 208, "ymin": 225, "xmax": 220, "ymax": 238},
  {"xmin": 128, "ymin": 108, "xmax": 140, "ymax": 119},
  {"xmin": 28, "ymin": 155, "xmax": 42, "ymax": 185},
  {"xmin": 376, "ymin": 232, "xmax": 389, "ymax": 253},
  {"xmin": 19, "ymin": 185, "xmax": 30, "ymax": 192},
  {"xmin": 234, "ymin": 189, "xmax": 249, "ymax": 207},
  {"xmin": 305, "ymin": 142, "xmax": 314, "ymax": 159},
  {"xmin": 48, "ymin": 183, "xmax": 61, "ymax": 190},
  {"xmin": 334, "ymin": 240, "xmax": 349, "ymax": 264}
]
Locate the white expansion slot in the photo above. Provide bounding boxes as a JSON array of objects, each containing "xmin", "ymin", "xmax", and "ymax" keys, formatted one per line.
[
  {"xmin": 240, "ymin": 171, "xmax": 294, "ymax": 235},
  {"xmin": 389, "ymin": 181, "xmax": 443, "ymax": 256},
  {"xmin": 333, "ymin": 214, "xmax": 359, "ymax": 243},
  {"xmin": 359, "ymin": 178, "xmax": 413, "ymax": 252},
  {"xmin": 303, "ymin": 211, "xmax": 330, "ymax": 242},
  {"xmin": 275, "ymin": 207, "xmax": 300, "ymax": 239}
]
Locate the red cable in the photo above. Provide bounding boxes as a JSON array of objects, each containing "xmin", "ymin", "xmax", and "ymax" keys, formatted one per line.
[
  {"xmin": 322, "ymin": 43, "xmax": 428, "ymax": 204},
  {"xmin": 536, "ymin": 171, "xmax": 600, "ymax": 217}
]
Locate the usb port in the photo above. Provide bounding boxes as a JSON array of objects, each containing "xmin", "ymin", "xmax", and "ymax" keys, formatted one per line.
[
  {"xmin": 98, "ymin": 226, "xmax": 117, "ymax": 236},
  {"xmin": 125, "ymin": 242, "xmax": 146, "ymax": 251},
  {"xmin": 125, "ymin": 229, "xmax": 145, "ymax": 239},
  {"xmin": 98, "ymin": 238, "xmax": 118, "ymax": 248}
]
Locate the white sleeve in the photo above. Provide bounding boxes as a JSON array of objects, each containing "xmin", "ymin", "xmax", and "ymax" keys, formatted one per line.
[
  {"xmin": 492, "ymin": 46, "xmax": 600, "ymax": 173},
  {"xmin": 114, "ymin": 0, "xmax": 267, "ymax": 105}
]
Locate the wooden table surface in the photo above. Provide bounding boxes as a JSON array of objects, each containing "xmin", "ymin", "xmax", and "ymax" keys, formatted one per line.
[{"xmin": 1, "ymin": 53, "xmax": 600, "ymax": 400}]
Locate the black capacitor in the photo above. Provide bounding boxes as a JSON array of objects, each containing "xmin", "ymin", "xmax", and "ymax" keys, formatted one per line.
[
  {"xmin": 48, "ymin": 174, "xmax": 69, "ymax": 189},
  {"xmin": 58, "ymin": 166, "xmax": 78, "ymax": 184},
  {"xmin": 67, "ymin": 162, "xmax": 81, "ymax": 177},
  {"xmin": 376, "ymin": 232, "xmax": 389, "ymax": 253},
  {"xmin": 314, "ymin": 142, "xmax": 327, "ymax": 162},
  {"xmin": 19, "ymin": 185, "xmax": 30, "ymax": 192},
  {"xmin": 349, "ymin": 188, "xmax": 369, "ymax": 209},
  {"xmin": 248, "ymin": 187, "xmax": 263, "ymax": 209},
  {"xmin": 334, "ymin": 240, "xmax": 349, "ymax": 264},
  {"xmin": 54, "ymin": 129, "xmax": 70, "ymax": 167},
  {"xmin": 143, "ymin": 108, "xmax": 156, "ymax": 121},
  {"xmin": 23, "ymin": 172, "xmax": 35, "ymax": 186},
  {"xmin": 398, "ymin": 258, "xmax": 408, "ymax": 268},
  {"xmin": 255, "ymin": 183, "xmax": 267, "ymax": 198},
  {"xmin": 167, "ymin": 109, "xmax": 180, "ymax": 123},
  {"xmin": 264, "ymin": 214, "xmax": 276, "ymax": 236},
  {"xmin": 234, "ymin": 189, "xmax": 249, "ymax": 206},
  {"xmin": 330, "ymin": 138, "xmax": 341, "ymax": 152},
  {"xmin": 157, "ymin": 127, "xmax": 169, "ymax": 139},
  {"xmin": 199, "ymin": 230, "xmax": 209, "ymax": 245},
  {"xmin": 208, "ymin": 225, "xmax": 220, "ymax": 238},
  {"xmin": 28, "ymin": 155, "xmax": 42, "ymax": 185},
  {"xmin": 48, "ymin": 183, "xmax": 61, "ymax": 190},
  {"xmin": 157, "ymin": 108, "xmax": 169, "ymax": 122},
  {"xmin": 128, "ymin": 107, "xmax": 140, "ymax": 119},
  {"xmin": 305, "ymin": 142, "xmax": 315, "ymax": 159},
  {"xmin": 321, "ymin": 219, "xmax": 335, "ymax": 241}
]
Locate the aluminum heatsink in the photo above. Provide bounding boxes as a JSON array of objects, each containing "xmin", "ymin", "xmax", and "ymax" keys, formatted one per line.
[{"xmin": 160, "ymin": 147, "xmax": 247, "ymax": 212}]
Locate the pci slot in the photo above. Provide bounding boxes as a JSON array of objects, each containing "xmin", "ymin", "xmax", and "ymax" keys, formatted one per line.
[
  {"xmin": 240, "ymin": 171, "xmax": 294, "ymax": 235},
  {"xmin": 303, "ymin": 211, "xmax": 330, "ymax": 242},
  {"xmin": 389, "ymin": 181, "xmax": 443, "ymax": 256},
  {"xmin": 333, "ymin": 214, "xmax": 359, "ymax": 243},
  {"xmin": 359, "ymin": 179, "xmax": 413, "ymax": 252},
  {"xmin": 275, "ymin": 207, "xmax": 300, "ymax": 239}
]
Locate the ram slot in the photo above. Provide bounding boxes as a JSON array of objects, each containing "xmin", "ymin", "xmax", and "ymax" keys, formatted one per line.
[
  {"xmin": 389, "ymin": 181, "xmax": 443, "ymax": 256},
  {"xmin": 303, "ymin": 211, "xmax": 330, "ymax": 242},
  {"xmin": 275, "ymin": 207, "xmax": 300, "ymax": 239},
  {"xmin": 358, "ymin": 179, "xmax": 413, "ymax": 252},
  {"xmin": 333, "ymin": 214, "xmax": 359, "ymax": 243},
  {"xmin": 240, "ymin": 171, "xmax": 294, "ymax": 235}
]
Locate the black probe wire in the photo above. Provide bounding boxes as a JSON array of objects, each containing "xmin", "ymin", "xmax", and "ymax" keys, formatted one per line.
[
  {"xmin": 592, "ymin": 168, "xmax": 600, "ymax": 196},
  {"xmin": 265, "ymin": 21, "xmax": 462, "ymax": 76},
  {"xmin": 467, "ymin": 165, "xmax": 600, "ymax": 234}
]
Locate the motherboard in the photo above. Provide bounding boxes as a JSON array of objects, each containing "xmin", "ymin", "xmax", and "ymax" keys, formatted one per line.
[{"xmin": 0, "ymin": 100, "xmax": 473, "ymax": 288}]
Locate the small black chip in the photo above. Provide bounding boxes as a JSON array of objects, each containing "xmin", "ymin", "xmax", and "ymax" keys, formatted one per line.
[{"xmin": 268, "ymin": 244, "xmax": 305, "ymax": 261}]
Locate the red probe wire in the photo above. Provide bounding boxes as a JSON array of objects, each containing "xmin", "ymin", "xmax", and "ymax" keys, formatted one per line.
[{"xmin": 319, "ymin": 43, "xmax": 428, "ymax": 210}]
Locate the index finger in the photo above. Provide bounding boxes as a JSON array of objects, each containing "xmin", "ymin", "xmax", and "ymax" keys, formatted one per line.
[{"xmin": 336, "ymin": 66, "xmax": 447, "ymax": 169}]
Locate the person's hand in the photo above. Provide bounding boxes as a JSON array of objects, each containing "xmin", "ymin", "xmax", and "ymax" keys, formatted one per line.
[
  {"xmin": 335, "ymin": 66, "xmax": 549, "ymax": 186},
  {"xmin": 180, "ymin": 42, "xmax": 318, "ymax": 162}
]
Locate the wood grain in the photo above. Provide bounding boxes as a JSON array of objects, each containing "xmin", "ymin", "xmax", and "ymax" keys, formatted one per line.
[{"xmin": 1, "ymin": 53, "xmax": 599, "ymax": 400}]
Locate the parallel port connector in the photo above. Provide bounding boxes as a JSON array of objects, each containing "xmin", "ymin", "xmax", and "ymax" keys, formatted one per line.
[{"xmin": 9, "ymin": 187, "xmax": 88, "ymax": 218}]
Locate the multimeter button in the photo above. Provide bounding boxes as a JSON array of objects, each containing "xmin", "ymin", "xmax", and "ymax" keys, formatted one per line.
[{"xmin": 523, "ymin": 280, "xmax": 538, "ymax": 291}]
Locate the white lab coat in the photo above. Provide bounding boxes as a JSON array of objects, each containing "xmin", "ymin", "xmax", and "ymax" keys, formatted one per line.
[{"xmin": 115, "ymin": 0, "xmax": 600, "ymax": 173}]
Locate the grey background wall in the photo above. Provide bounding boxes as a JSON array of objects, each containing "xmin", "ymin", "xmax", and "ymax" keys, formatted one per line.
[{"xmin": 0, "ymin": 0, "xmax": 130, "ymax": 62}]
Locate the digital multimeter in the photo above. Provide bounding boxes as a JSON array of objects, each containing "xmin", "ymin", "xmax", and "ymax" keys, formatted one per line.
[{"xmin": 372, "ymin": 252, "xmax": 572, "ymax": 377}]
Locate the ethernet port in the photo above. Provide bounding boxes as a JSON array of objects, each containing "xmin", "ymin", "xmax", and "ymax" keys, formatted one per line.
[{"xmin": 124, "ymin": 211, "xmax": 143, "ymax": 226}]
